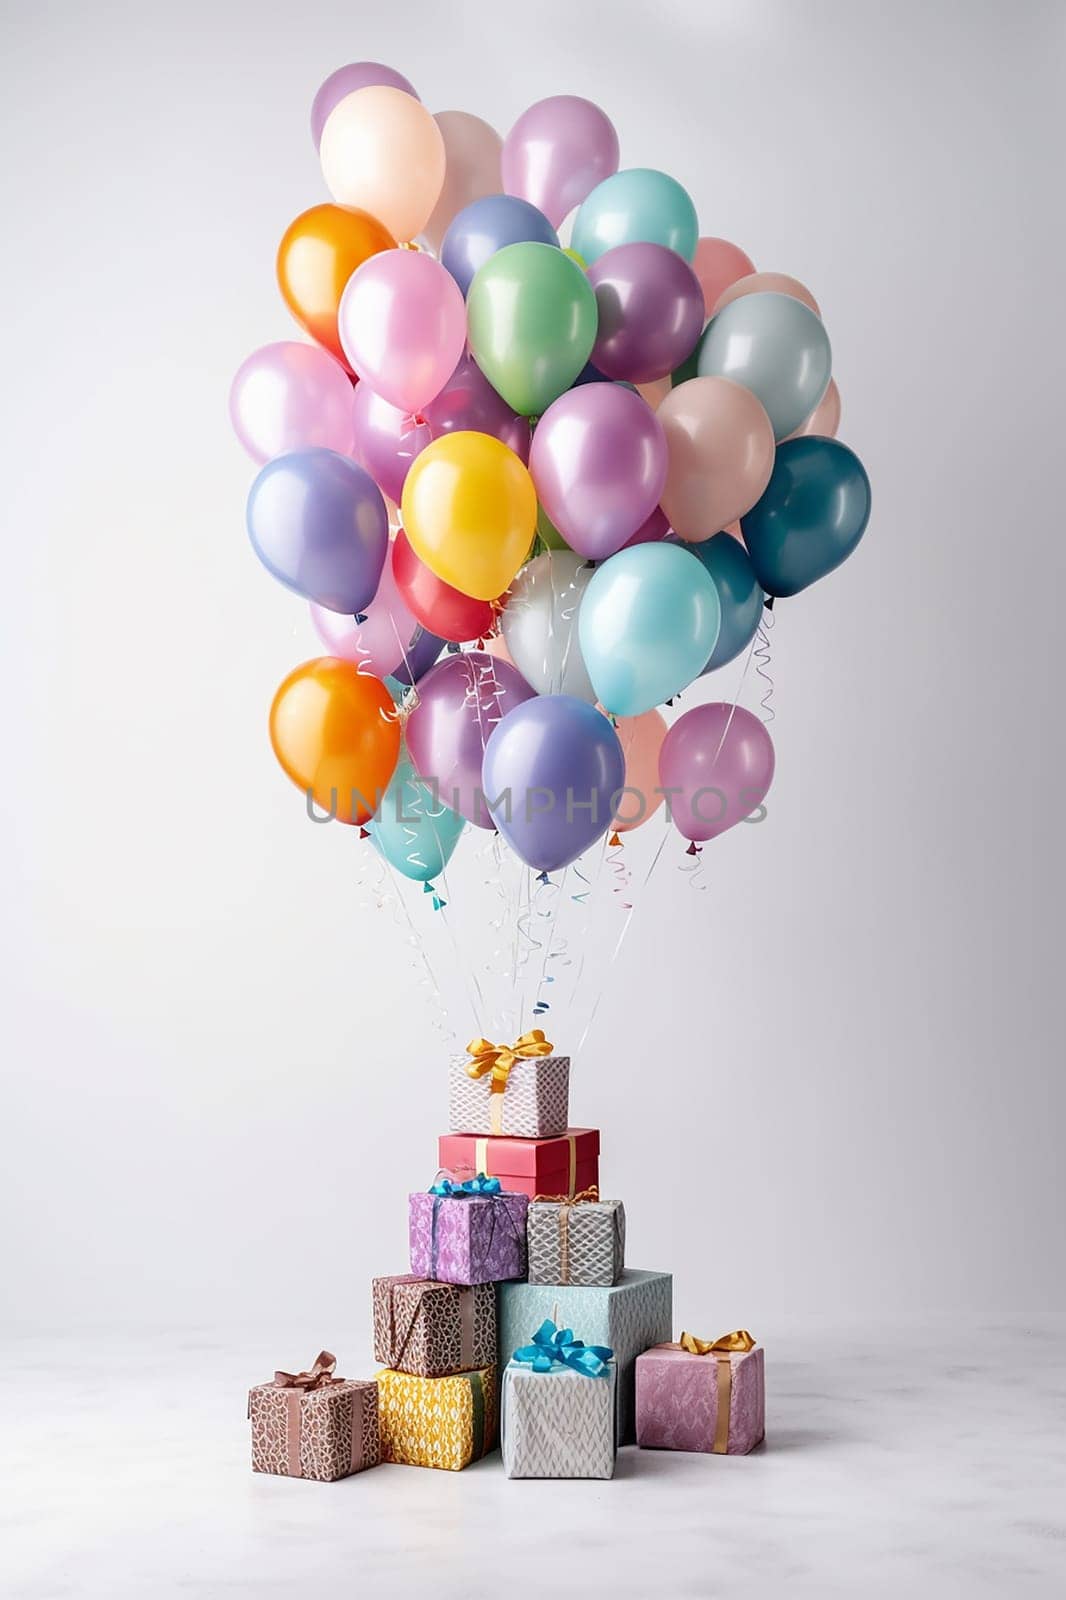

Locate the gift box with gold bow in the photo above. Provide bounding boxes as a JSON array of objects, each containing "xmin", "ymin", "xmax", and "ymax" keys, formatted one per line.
[
  {"xmin": 437, "ymin": 1128, "xmax": 599, "ymax": 1203},
  {"xmin": 527, "ymin": 1189, "xmax": 626, "ymax": 1288},
  {"xmin": 375, "ymin": 1364, "xmax": 497, "ymax": 1471},
  {"xmin": 372, "ymin": 1275, "xmax": 497, "ymax": 1378},
  {"xmin": 635, "ymin": 1331, "xmax": 765, "ymax": 1456},
  {"xmin": 248, "ymin": 1351, "xmax": 380, "ymax": 1481},
  {"xmin": 449, "ymin": 1031, "xmax": 570, "ymax": 1138}
]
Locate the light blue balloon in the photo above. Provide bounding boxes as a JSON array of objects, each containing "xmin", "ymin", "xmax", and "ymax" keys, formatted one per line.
[
  {"xmin": 697, "ymin": 291, "xmax": 831, "ymax": 442},
  {"xmin": 368, "ymin": 753, "xmax": 465, "ymax": 883},
  {"xmin": 578, "ymin": 543, "xmax": 720, "ymax": 717},
  {"xmin": 688, "ymin": 533, "xmax": 764, "ymax": 673},
  {"xmin": 571, "ymin": 169, "xmax": 699, "ymax": 266}
]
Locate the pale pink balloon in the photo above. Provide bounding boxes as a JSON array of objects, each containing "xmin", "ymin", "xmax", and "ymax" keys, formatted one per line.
[
  {"xmin": 611, "ymin": 708, "xmax": 668, "ymax": 833},
  {"xmin": 319, "ymin": 86, "xmax": 445, "ymax": 242},
  {"xmin": 351, "ymin": 383, "xmax": 431, "ymax": 502},
  {"xmin": 658, "ymin": 377, "xmax": 776, "ymax": 542},
  {"xmin": 712, "ymin": 271, "xmax": 820, "ymax": 318},
  {"xmin": 485, "ymin": 632, "xmax": 515, "ymax": 666},
  {"xmin": 229, "ymin": 342, "xmax": 354, "ymax": 463},
  {"xmin": 338, "ymin": 249, "xmax": 466, "ymax": 414},
  {"xmin": 309, "ymin": 554, "xmax": 419, "ymax": 678},
  {"xmin": 421, "ymin": 111, "xmax": 503, "ymax": 251},
  {"xmin": 692, "ymin": 238, "xmax": 756, "ymax": 317},
  {"xmin": 722, "ymin": 520, "xmax": 744, "ymax": 542},
  {"xmin": 786, "ymin": 378, "xmax": 842, "ymax": 439}
]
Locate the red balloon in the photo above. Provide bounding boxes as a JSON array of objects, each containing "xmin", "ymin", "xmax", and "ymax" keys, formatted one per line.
[{"xmin": 392, "ymin": 528, "xmax": 496, "ymax": 643}]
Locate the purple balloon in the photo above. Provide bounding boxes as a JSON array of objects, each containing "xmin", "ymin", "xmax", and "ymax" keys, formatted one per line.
[
  {"xmin": 310, "ymin": 62, "xmax": 419, "ymax": 149},
  {"xmin": 482, "ymin": 695, "xmax": 625, "ymax": 872},
  {"xmin": 423, "ymin": 352, "xmax": 531, "ymax": 462},
  {"xmin": 622, "ymin": 505, "xmax": 671, "ymax": 549},
  {"xmin": 246, "ymin": 448, "xmax": 388, "ymax": 614},
  {"xmin": 529, "ymin": 384, "xmax": 668, "ymax": 560},
  {"xmin": 405, "ymin": 652, "xmax": 535, "ymax": 828},
  {"xmin": 441, "ymin": 195, "xmax": 559, "ymax": 298},
  {"xmin": 658, "ymin": 703, "xmax": 775, "ymax": 843},
  {"xmin": 589, "ymin": 243, "xmax": 705, "ymax": 383},
  {"xmin": 351, "ymin": 384, "xmax": 431, "ymax": 503},
  {"xmin": 502, "ymin": 96, "xmax": 620, "ymax": 229},
  {"xmin": 391, "ymin": 626, "xmax": 446, "ymax": 686}
]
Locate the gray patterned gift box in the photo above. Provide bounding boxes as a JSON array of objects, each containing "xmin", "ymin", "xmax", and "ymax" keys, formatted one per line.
[
  {"xmin": 527, "ymin": 1193, "xmax": 625, "ymax": 1287},
  {"xmin": 498, "ymin": 1270, "xmax": 672, "ymax": 1444},
  {"xmin": 448, "ymin": 1043, "xmax": 570, "ymax": 1138},
  {"xmin": 502, "ymin": 1361, "xmax": 616, "ymax": 1479}
]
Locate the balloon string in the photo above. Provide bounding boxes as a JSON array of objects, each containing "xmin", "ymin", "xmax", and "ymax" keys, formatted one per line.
[
  {"xmin": 529, "ymin": 866, "xmax": 568, "ymax": 1023},
  {"xmin": 574, "ymin": 828, "xmax": 671, "ymax": 1057},
  {"xmin": 754, "ymin": 605, "xmax": 776, "ymax": 724},
  {"xmin": 360, "ymin": 846, "xmax": 456, "ymax": 1050}
]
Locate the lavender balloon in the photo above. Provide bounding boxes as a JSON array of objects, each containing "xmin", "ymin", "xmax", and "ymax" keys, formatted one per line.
[
  {"xmin": 246, "ymin": 448, "xmax": 388, "ymax": 614},
  {"xmin": 405, "ymin": 651, "xmax": 535, "ymax": 828},
  {"xmin": 482, "ymin": 695, "xmax": 625, "ymax": 872},
  {"xmin": 423, "ymin": 352, "xmax": 531, "ymax": 462},
  {"xmin": 441, "ymin": 194, "xmax": 558, "ymax": 298},
  {"xmin": 529, "ymin": 384, "xmax": 668, "ymax": 560},
  {"xmin": 310, "ymin": 62, "xmax": 419, "ymax": 149},
  {"xmin": 658, "ymin": 703, "xmax": 775, "ymax": 843},
  {"xmin": 502, "ymin": 96, "xmax": 620, "ymax": 229},
  {"xmin": 390, "ymin": 625, "xmax": 446, "ymax": 686},
  {"xmin": 230, "ymin": 341, "xmax": 355, "ymax": 464},
  {"xmin": 589, "ymin": 243, "xmax": 705, "ymax": 384}
]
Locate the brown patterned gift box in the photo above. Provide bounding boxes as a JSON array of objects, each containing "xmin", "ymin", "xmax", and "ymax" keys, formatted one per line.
[
  {"xmin": 372, "ymin": 1275, "xmax": 497, "ymax": 1377},
  {"xmin": 448, "ymin": 1033, "xmax": 570, "ymax": 1138},
  {"xmin": 248, "ymin": 1351, "xmax": 379, "ymax": 1481},
  {"xmin": 527, "ymin": 1189, "xmax": 626, "ymax": 1287}
]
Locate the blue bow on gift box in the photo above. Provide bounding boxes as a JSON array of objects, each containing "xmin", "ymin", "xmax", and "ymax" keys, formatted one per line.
[
  {"xmin": 512, "ymin": 1319, "xmax": 614, "ymax": 1379},
  {"xmin": 428, "ymin": 1173, "xmax": 502, "ymax": 1198}
]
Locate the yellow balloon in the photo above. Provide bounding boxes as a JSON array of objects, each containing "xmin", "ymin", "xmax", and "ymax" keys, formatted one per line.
[{"xmin": 401, "ymin": 432, "xmax": 537, "ymax": 601}]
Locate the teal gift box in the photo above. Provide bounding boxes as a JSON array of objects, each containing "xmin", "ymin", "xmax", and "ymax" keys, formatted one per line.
[{"xmin": 498, "ymin": 1269, "xmax": 672, "ymax": 1444}]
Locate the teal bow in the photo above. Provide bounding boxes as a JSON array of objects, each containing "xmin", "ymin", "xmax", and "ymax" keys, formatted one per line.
[
  {"xmin": 428, "ymin": 1173, "xmax": 502, "ymax": 1198},
  {"xmin": 512, "ymin": 1318, "xmax": 613, "ymax": 1379}
]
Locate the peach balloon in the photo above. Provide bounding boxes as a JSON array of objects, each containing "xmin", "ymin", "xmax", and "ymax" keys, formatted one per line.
[
  {"xmin": 611, "ymin": 708, "xmax": 668, "ymax": 832},
  {"xmin": 636, "ymin": 377, "xmax": 671, "ymax": 411},
  {"xmin": 485, "ymin": 632, "xmax": 515, "ymax": 666},
  {"xmin": 421, "ymin": 111, "xmax": 503, "ymax": 251},
  {"xmin": 320, "ymin": 86, "xmax": 446, "ymax": 242},
  {"xmin": 787, "ymin": 378, "xmax": 841, "ymax": 440},
  {"xmin": 692, "ymin": 237, "xmax": 756, "ymax": 317},
  {"xmin": 658, "ymin": 377, "xmax": 776, "ymax": 542},
  {"xmin": 722, "ymin": 520, "xmax": 744, "ymax": 542},
  {"xmin": 712, "ymin": 271, "xmax": 820, "ymax": 318}
]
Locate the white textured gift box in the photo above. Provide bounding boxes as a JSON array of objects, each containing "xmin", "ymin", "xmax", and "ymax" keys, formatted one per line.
[
  {"xmin": 501, "ymin": 1360, "xmax": 616, "ymax": 1479},
  {"xmin": 447, "ymin": 1054, "xmax": 570, "ymax": 1138}
]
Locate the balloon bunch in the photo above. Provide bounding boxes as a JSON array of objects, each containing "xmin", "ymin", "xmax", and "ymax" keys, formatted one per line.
[{"xmin": 233, "ymin": 65, "xmax": 871, "ymax": 890}]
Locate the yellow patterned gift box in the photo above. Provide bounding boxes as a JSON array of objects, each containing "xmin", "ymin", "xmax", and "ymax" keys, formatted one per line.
[{"xmin": 375, "ymin": 1364, "xmax": 497, "ymax": 1471}]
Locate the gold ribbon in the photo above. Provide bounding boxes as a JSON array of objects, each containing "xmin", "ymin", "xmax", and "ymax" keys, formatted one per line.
[
  {"xmin": 472, "ymin": 1130, "xmax": 577, "ymax": 1193},
  {"xmin": 531, "ymin": 1186, "xmax": 600, "ymax": 1285},
  {"xmin": 677, "ymin": 1331, "xmax": 756, "ymax": 1454},
  {"xmin": 465, "ymin": 1030, "xmax": 553, "ymax": 1096}
]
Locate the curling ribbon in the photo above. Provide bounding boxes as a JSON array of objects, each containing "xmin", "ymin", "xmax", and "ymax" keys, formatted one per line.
[
  {"xmin": 511, "ymin": 1318, "xmax": 613, "ymax": 1379},
  {"xmin": 677, "ymin": 1329, "xmax": 757, "ymax": 1454}
]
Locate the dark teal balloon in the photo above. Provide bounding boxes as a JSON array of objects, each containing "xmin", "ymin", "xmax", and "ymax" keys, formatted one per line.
[
  {"xmin": 671, "ymin": 323, "xmax": 707, "ymax": 387},
  {"xmin": 688, "ymin": 533, "xmax": 764, "ymax": 672},
  {"xmin": 740, "ymin": 437, "xmax": 871, "ymax": 598}
]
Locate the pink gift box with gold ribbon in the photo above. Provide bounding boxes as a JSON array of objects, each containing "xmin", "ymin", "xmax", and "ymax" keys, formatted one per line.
[{"xmin": 635, "ymin": 1331, "xmax": 764, "ymax": 1456}]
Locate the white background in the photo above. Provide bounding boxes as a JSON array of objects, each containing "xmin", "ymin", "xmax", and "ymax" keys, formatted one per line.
[{"xmin": 3, "ymin": 0, "xmax": 1064, "ymax": 1345}]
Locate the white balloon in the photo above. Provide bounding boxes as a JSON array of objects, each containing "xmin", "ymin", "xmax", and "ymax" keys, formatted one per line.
[{"xmin": 501, "ymin": 550, "xmax": 597, "ymax": 702}]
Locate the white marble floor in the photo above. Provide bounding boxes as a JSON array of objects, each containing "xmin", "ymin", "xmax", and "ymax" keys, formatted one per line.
[{"xmin": 4, "ymin": 1319, "xmax": 1065, "ymax": 1599}]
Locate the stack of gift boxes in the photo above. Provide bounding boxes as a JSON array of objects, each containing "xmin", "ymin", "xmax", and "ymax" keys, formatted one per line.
[{"xmin": 249, "ymin": 1037, "xmax": 765, "ymax": 1481}]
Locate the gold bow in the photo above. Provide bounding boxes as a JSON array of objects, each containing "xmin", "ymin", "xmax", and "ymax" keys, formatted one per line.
[
  {"xmin": 531, "ymin": 1185, "xmax": 599, "ymax": 1206},
  {"xmin": 679, "ymin": 1329, "xmax": 755, "ymax": 1356},
  {"xmin": 274, "ymin": 1350, "xmax": 343, "ymax": 1391},
  {"xmin": 465, "ymin": 1029, "xmax": 553, "ymax": 1094}
]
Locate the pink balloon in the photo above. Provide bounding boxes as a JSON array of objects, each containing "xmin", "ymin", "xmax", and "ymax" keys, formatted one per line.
[
  {"xmin": 502, "ymin": 95, "xmax": 619, "ymax": 228},
  {"xmin": 722, "ymin": 520, "xmax": 744, "ymax": 542},
  {"xmin": 659, "ymin": 703, "xmax": 775, "ymax": 843},
  {"xmin": 692, "ymin": 238, "xmax": 756, "ymax": 317},
  {"xmin": 658, "ymin": 377, "xmax": 776, "ymax": 542},
  {"xmin": 422, "ymin": 352, "xmax": 531, "ymax": 462},
  {"xmin": 421, "ymin": 111, "xmax": 503, "ymax": 251},
  {"xmin": 229, "ymin": 342, "xmax": 354, "ymax": 463},
  {"xmin": 309, "ymin": 554, "xmax": 420, "ymax": 678},
  {"xmin": 351, "ymin": 383, "xmax": 431, "ymax": 503},
  {"xmin": 338, "ymin": 249, "xmax": 466, "ymax": 414},
  {"xmin": 787, "ymin": 378, "xmax": 841, "ymax": 440},
  {"xmin": 611, "ymin": 708, "xmax": 668, "ymax": 832},
  {"xmin": 310, "ymin": 63, "xmax": 419, "ymax": 150},
  {"xmin": 712, "ymin": 272, "xmax": 820, "ymax": 318}
]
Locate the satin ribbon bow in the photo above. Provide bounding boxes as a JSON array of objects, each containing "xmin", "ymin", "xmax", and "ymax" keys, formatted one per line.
[
  {"xmin": 512, "ymin": 1318, "xmax": 613, "ymax": 1379},
  {"xmin": 679, "ymin": 1329, "xmax": 756, "ymax": 1356},
  {"xmin": 428, "ymin": 1172, "xmax": 502, "ymax": 1198},
  {"xmin": 465, "ymin": 1029, "xmax": 554, "ymax": 1095},
  {"xmin": 273, "ymin": 1350, "xmax": 343, "ymax": 1391},
  {"xmin": 531, "ymin": 1185, "xmax": 600, "ymax": 1206}
]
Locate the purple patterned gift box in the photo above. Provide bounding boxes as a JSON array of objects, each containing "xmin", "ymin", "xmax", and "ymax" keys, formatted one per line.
[
  {"xmin": 409, "ymin": 1178, "xmax": 528, "ymax": 1287},
  {"xmin": 635, "ymin": 1331, "xmax": 764, "ymax": 1456}
]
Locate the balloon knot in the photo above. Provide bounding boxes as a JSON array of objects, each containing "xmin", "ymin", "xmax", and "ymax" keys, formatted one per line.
[
  {"xmin": 685, "ymin": 840, "xmax": 700, "ymax": 857},
  {"xmin": 764, "ymin": 595, "xmax": 775, "ymax": 611},
  {"xmin": 608, "ymin": 832, "xmax": 621, "ymax": 848},
  {"xmin": 432, "ymin": 895, "xmax": 446, "ymax": 911},
  {"xmin": 536, "ymin": 870, "xmax": 551, "ymax": 885},
  {"xmin": 446, "ymin": 641, "xmax": 462, "ymax": 654},
  {"xmin": 358, "ymin": 826, "xmax": 371, "ymax": 839},
  {"xmin": 354, "ymin": 611, "xmax": 368, "ymax": 625}
]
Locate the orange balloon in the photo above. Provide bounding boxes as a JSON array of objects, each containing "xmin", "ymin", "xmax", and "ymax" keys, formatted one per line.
[
  {"xmin": 277, "ymin": 204, "xmax": 396, "ymax": 369},
  {"xmin": 269, "ymin": 658, "xmax": 400, "ymax": 824}
]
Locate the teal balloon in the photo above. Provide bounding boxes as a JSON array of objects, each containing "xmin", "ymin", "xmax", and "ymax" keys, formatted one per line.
[
  {"xmin": 688, "ymin": 533, "xmax": 764, "ymax": 672},
  {"xmin": 698, "ymin": 291, "xmax": 831, "ymax": 441},
  {"xmin": 368, "ymin": 753, "xmax": 465, "ymax": 882},
  {"xmin": 571, "ymin": 169, "xmax": 699, "ymax": 266},
  {"xmin": 578, "ymin": 543, "xmax": 720, "ymax": 716},
  {"xmin": 740, "ymin": 437, "xmax": 871, "ymax": 598}
]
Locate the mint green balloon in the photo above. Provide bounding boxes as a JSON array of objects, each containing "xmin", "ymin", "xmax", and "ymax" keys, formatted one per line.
[
  {"xmin": 467, "ymin": 242, "xmax": 597, "ymax": 417},
  {"xmin": 368, "ymin": 753, "xmax": 464, "ymax": 883},
  {"xmin": 572, "ymin": 169, "xmax": 699, "ymax": 266}
]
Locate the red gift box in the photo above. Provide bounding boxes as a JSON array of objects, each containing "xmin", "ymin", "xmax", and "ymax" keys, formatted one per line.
[{"xmin": 437, "ymin": 1128, "xmax": 599, "ymax": 1201}]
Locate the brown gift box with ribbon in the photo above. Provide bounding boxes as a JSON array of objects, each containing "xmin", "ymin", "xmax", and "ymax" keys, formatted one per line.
[
  {"xmin": 448, "ymin": 1031, "xmax": 570, "ymax": 1139},
  {"xmin": 437, "ymin": 1127, "xmax": 599, "ymax": 1203},
  {"xmin": 248, "ymin": 1351, "xmax": 380, "ymax": 1481},
  {"xmin": 372, "ymin": 1275, "xmax": 497, "ymax": 1378},
  {"xmin": 527, "ymin": 1188, "xmax": 626, "ymax": 1287}
]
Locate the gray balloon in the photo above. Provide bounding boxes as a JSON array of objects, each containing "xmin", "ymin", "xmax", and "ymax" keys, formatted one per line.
[
  {"xmin": 501, "ymin": 550, "xmax": 597, "ymax": 702},
  {"xmin": 697, "ymin": 291, "xmax": 831, "ymax": 442}
]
